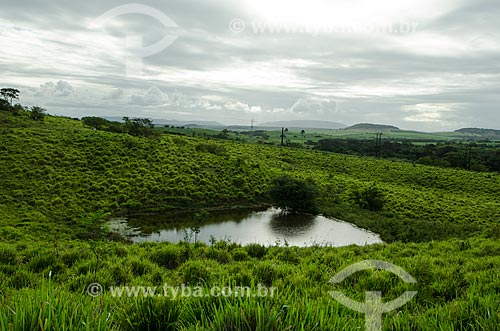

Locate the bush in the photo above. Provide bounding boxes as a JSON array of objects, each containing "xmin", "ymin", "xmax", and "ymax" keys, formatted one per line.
[
  {"xmin": 179, "ymin": 260, "xmax": 211, "ymax": 285},
  {"xmin": 352, "ymin": 184, "xmax": 386, "ymax": 211},
  {"xmin": 269, "ymin": 175, "xmax": 318, "ymax": 214},
  {"xmin": 195, "ymin": 143, "xmax": 226, "ymax": 155},
  {"xmin": 0, "ymin": 246, "xmax": 17, "ymax": 265},
  {"xmin": 118, "ymin": 297, "xmax": 182, "ymax": 331},
  {"xmin": 245, "ymin": 244, "xmax": 267, "ymax": 258},
  {"xmin": 231, "ymin": 248, "xmax": 250, "ymax": 261},
  {"xmin": 151, "ymin": 246, "xmax": 182, "ymax": 269}
]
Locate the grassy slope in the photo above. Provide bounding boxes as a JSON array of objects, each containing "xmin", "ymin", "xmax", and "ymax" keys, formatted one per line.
[
  {"xmin": 1, "ymin": 111, "xmax": 499, "ymax": 242},
  {"xmin": 1, "ymin": 111, "xmax": 500, "ymax": 330}
]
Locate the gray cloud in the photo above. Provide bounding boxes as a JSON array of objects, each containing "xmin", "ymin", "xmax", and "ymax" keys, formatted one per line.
[{"xmin": 1, "ymin": 0, "xmax": 500, "ymax": 130}]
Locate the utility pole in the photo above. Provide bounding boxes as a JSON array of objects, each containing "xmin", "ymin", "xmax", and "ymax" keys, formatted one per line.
[
  {"xmin": 375, "ymin": 133, "xmax": 383, "ymax": 158},
  {"xmin": 466, "ymin": 144, "xmax": 473, "ymax": 170}
]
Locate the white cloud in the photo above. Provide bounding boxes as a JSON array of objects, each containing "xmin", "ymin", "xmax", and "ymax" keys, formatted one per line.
[
  {"xmin": 1, "ymin": 0, "xmax": 500, "ymax": 130},
  {"xmin": 290, "ymin": 98, "xmax": 337, "ymax": 115},
  {"xmin": 31, "ymin": 80, "xmax": 74, "ymax": 97},
  {"xmin": 129, "ymin": 86, "xmax": 169, "ymax": 106},
  {"xmin": 402, "ymin": 103, "xmax": 466, "ymax": 130}
]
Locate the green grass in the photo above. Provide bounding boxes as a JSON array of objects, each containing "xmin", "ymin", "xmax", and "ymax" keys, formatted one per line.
[
  {"xmin": 1, "ymin": 239, "xmax": 500, "ymax": 330},
  {"xmin": 2, "ymin": 110, "xmax": 500, "ymax": 330}
]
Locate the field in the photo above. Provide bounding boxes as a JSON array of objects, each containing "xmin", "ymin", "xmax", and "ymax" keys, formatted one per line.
[
  {"xmin": 159, "ymin": 125, "xmax": 488, "ymax": 146},
  {"xmin": 1, "ymin": 109, "xmax": 500, "ymax": 330}
]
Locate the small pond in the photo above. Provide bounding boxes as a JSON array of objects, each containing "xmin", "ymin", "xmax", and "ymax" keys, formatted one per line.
[{"xmin": 108, "ymin": 207, "xmax": 382, "ymax": 247}]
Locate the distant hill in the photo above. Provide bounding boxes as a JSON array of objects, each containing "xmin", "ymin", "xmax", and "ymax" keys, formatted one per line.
[
  {"xmin": 259, "ymin": 120, "xmax": 346, "ymax": 130},
  {"xmin": 347, "ymin": 123, "xmax": 400, "ymax": 131},
  {"xmin": 455, "ymin": 128, "xmax": 500, "ymax": 137},
  {"xmin": 102, "ymin": 117, "xmax": 225, "ymax": 128}
]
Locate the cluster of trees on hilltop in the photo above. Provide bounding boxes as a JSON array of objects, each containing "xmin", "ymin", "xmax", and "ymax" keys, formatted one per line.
[
  {"xmin": 81, "ymin": 116, "xmax": 156, "ymax": 137},
  {"xmin": 0, "ymin": 88, "xmax": 47, "ymax": 121},
  {"xmin": 315, "ymin": 138, "xmax": 500, "ymax": 172}
]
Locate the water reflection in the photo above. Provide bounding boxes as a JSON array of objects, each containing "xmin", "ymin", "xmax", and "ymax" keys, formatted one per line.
[
  {"xmin": 269, "ymin": 211, "xmax": 316, "ymax": 237},
  {"xmin": 110, "ymin": 207, "xmax": 382, "ymax": 247}
]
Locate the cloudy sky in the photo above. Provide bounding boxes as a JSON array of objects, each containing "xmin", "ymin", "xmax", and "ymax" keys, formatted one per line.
[{"xmin": 1, "ymin": 0, "xmax": 500, "ymax": 130}]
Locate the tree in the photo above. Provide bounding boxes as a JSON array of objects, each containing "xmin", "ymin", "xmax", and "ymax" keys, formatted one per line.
[
  {"xmin": 300, "ymin": 129, "xmax": 306, "ymax": 137},
  {"xmin": 0, "ymin": 99, "xmax": 11, "ymax": 111},
  {"xmin": 123, "ymin": 117, "xmax": 154, "ymax": 137},
  {"xmin": 30, "ymin": 106, "xmax": 46, "ymax": 121},
  {"xmin": 0, "ymin": 88, "xmax": 20, "ymax": 105},
  {"xmin": 352, "ymin": 184, "xmax": 386, "ymax": 211},
  {"xmin": 269, "ymin": 175, "xmax": 318, "ymax": 214}
]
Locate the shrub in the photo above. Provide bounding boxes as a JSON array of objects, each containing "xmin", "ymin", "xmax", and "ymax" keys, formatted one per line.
[
  {"xmin": 195, "ymin": 143, "xmax": 226, "ymax": 155},
  {"xmin": 245, "ymin": 244, "xmax": 267, "ymax": 258},
  {"xmin": 179, "ymin": 260, "xmax": 211, "ymax": 285},
  {"xmin": 151, "ymin": 246, "xmax": 182, "ymax": 269},
  {"xmin": 118, "ymin": 297, "xmax": 182, "ymax": 331},
  {"xmin": 254, "ymin": 261, "xmax": 282, "ymax": 286},
  {"xmin": 269, "ymin": 175, "xmax": 318, "ymax": 214},
  {"xmin": 0, "ymin": 246, "xmax": 17, "ymax": 265},
  {"xmin": 231, "ymin": 248, "xmax": 250, "ymax": 261},
  {"xmin": 352, "ymin": 184, "xmax": 386, "ymax": 211}
]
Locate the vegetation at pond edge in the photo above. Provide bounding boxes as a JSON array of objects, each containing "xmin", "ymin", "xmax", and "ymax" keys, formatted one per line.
[
  {"xmin": 1, "ymin": 104, "xmax": 500, "ymax": 330},
  {"xmin": 269, "ymin": 175, "xmax": 319, "ymax": 214}
]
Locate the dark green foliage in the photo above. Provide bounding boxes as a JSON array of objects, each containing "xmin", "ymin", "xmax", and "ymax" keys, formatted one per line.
[
  {"xmin": 118, "ymin": 297, "xmax": 182, "ymax": 331},
  {"xmin": 231, "ymin": 248, "xmax": 250, "ymax": 261},
  {"xmin": 123, "ymin": 117, "xmax": 155, "ymax": 137},
  {"xmin": 351, "ymin": 184, "xmax": 386, "ymax": 211},
  {"xmin": 244, "ymin": 244, "xmax": 267, "ymax": 258},
  {"xmin": 151, "ymin": 246, "xmax": 182, "ymax": 269},
  {"xmin": 0, "ymin": 246, "xmax": 17, "ymax": 265},
  {"xmin": 315, "ymin": 138, "xmax": 500, "ymax": 172},
  {"xmin": 254, "ymin": 261, "xmax": 283, "ymax": 286},
  {"xmin": 0, "ymin": 87, "xmax": 20, "ymax": 105},
  {"xmin": 180, "ymin": 260, "xmax": 211, "ymax": 285},
  {"xmin": 82, "ymin": 116, "xmax": 124, "ymax": 133},
  {"xmin": 29, "ymin": 106, "xmax": 46, "ymax": 121},
  {"xmin": 0, "ymin": 99, "xmax": 12, "ymax": 111},
  {"xmin": 195, "ymin": 142, "xmax": 226, "ymax": 155},
  {"xmin": 269, "ymin": 175, "xmax": 318, "ymax": 214}
]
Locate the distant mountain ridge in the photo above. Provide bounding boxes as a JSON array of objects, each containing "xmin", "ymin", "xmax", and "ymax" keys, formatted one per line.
[
  {"xmin": 347, "ymin": 123, "xmax": 400, "ymax": 131},
  {"xmin": 259, "ymin": 120, "xmax": 346, "ymax": 130},
  {"xmin": 455, "ymin": 128, "xmax": 500, "ymax": 137}
]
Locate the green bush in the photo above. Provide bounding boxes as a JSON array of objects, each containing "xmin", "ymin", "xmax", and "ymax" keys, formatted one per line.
[
  {"xmin": 352, "ymin": 184, "xmax": 386, "ymax": 211},
  {"xmin": 152, "ymin": 246, "xmax": 182, "ymax": 270},
  {"xmin": 245, "ymin": 244, "xmax": 267, "ymax": 258},
  {"xmin": 179, "ymin": 260, "xmax": 211, "ymax": 285},
  {"xmin": 231, "ymin": 248, "xmax": 250, "ymax": 261},
  {"xmin": 269, "ymin": 175, "xmax": 318, "ymax": 214},
  {"xmin": 118, "ymin": 297, "xmax": 182, "ymax": 331},
  {"xmin": 0, "ymin": 246, "xmax": 17, "ymax": 265}
]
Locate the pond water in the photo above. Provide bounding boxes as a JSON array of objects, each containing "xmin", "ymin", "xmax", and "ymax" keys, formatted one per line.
[{"xmin": 108, "ymin": 207, "xmax": 382, "ymax": 247}]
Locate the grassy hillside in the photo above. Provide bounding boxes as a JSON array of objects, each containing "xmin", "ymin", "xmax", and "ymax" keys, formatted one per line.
[
  {"xmin": 1, "ymin": 110, "xmax": 500, "ymax": 330},
  {"xmin": 1, "ymin": 110, "xmax": 499, "ymax": 242}
]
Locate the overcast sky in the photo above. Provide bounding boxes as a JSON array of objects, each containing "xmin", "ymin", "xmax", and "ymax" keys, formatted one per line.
[{"xmin": 1, "ymin": 0, "xmax": 500, "ymax": 130}]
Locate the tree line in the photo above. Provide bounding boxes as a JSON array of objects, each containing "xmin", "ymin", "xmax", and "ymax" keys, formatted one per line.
[
  {"xmin": 314, "ymin": 138, "xmax": 500, "ymax": 172},
  {"xmin": 0, "ymin": 88, "xmax": 46, "ymax": 121}
]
